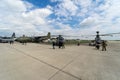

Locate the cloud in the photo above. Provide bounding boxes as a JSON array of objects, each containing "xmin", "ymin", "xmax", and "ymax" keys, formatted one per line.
[
  {"xmin": 0, "ymin": 0, "xmax": 120, "ymax": 40},
  {"xmin": 53, "ymin": 0, "xmax": 78, "ymax": 19},
  {"xmin": 22, "ymin": 8, "xmax": 53, "ymax": 25},
  {"xmin": 0, "ymin": 0, "xmax": 53, "ymax": 36}
]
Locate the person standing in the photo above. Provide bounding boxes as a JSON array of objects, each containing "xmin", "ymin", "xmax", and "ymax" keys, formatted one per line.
[
  {"xmin": 52, "ymin": 39, "xmax": 56, "ymax": 49},
  {"xmin": 101, "ymin": 40, "xmax": 107, "ymax": 51}
]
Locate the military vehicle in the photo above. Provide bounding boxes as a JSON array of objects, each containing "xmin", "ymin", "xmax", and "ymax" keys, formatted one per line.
[{"xmin": 0, "ymin": 33, "xmax": 16, "ymax": 43}]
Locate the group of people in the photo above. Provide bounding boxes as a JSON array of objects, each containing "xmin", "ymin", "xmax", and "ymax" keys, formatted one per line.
[{"xmin": 95, "ymin": 40, "xmax": 107, "ymax": 51}]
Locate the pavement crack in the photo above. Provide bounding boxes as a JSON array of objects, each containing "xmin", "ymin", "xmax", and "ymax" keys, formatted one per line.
[{"xmin": 7, "ymin": 45, "xmax": 81, "ymax": 80}]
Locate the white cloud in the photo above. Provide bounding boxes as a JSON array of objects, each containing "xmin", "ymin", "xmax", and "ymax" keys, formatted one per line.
[
  {"xmin": 54, "ymin": 0, "xmax": 78, "ymax": 17},
  {"xmin": 0, "ymin": 0, "xmax": 120, "ymax": 40},
  {"xmin": 0, "ymin": 0, "xmax": 53, "ymax": 36},
  {"xmin": 80, "ymin": 17, "xmax": 96, "ymax": 27},
  {"xmin": 74, "ymin": 0, "xmax": 92, "ymax": 8},
  {"xmin": 22, "ymin": 8, "xmax": 53, "ymax": 25}
]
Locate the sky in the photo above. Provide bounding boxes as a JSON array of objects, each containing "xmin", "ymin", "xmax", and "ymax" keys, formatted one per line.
[{"xmin": 0, "ymin": 0, "xmax": 120, "ymax": 39}]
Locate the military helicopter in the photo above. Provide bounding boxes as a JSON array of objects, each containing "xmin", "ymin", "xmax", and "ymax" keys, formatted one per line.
[
  {"xmin": 88, "ymin": 31, "xmax": 120, "ymax": 49},
  {"xmin": 51, "ymin": 31, "xmax": 120, "ymax": 47}
]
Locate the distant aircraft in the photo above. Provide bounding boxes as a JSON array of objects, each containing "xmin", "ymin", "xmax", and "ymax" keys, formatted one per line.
[
  {"xmin": 0, "ymin": 33, "xmax": 16, "ymax": 43},
  {"xmin": 16, "ymin": 31, "xmax": 120, "ymax": 43}
]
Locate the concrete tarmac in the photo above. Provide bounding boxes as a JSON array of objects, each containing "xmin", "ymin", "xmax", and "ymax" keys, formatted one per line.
[{"xmin": 0, "ymin": 41, "xmax": 120, "ymax": 80}]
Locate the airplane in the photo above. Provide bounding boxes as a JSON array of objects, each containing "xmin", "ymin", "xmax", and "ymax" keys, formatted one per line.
[
  {"xmin": 15, "ymin": 31, "xmax": 120, "ymax": 44},
  {"xmin": 0, "ymin": 33, "xmax": 16, "ymax": 43},
  {"xmin": 28, "ymin": 32, "xmax": 53, "ymax": 43},
  {"xmin": 16, "ymin": 32, "xmax": 51, "ymax": 43}
]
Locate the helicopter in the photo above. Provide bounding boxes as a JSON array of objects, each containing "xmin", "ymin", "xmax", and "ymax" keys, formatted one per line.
[{"xmin": 88, "ymin": 31, "xmax": 120, "ymax": 49}]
